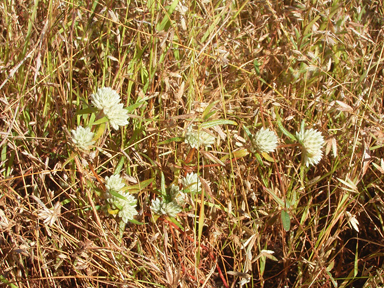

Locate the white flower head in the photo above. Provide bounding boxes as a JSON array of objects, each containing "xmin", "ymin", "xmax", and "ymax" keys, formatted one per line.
[
  {"xmin": 296, "ymin": 127, "xmax": 324, "ymax": 167},
  {"xmin": 119, "ymin": 202, "xmax": 138, "ymax": 223},
  {"xmin": 106, "ymin": 184, "xmax": 138, "ymax": 223},
  {"xmin": 185, "ymin": 126, "xmax": 215, "ymax": 149},
  {"xmin": 71, "ymin": 126, "xmax": 95, "ymax": 151},
  {"xmin": 181, "ymin": 172, "xmax": 201, "ymax": 193},
  {"xmin": 150, "ymin": 198, "xmax": 166, "ymax": 215},
  {"xmin": 91, "ymin": 87, "xmax": 121, "ymax": 111},
  {"xmin": 170, "ymin": 184, "xmax": 188, "ymax": 206},
  {"xmin": 91, "ymin": 87, "xmax": 129, "ymax": 130},
  {"xmin": 105, "ymin": 103, "xmax": 129, "ymax": 130},
  {"xmin": 251, "ymin": 127, "xmax": 278, "ymax": 153},
  {"xmin": 105, "ymin": 174, "xmax": 125, "ymax": 193},
  {"xmin": 150, "ymin": 198, "xmax": 181, "ymax": 218}
]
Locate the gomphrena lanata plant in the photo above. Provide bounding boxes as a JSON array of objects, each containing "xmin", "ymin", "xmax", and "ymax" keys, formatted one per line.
[{"xmin": 3, "ymin": 1, "xmax": 383, "ymax": 286}]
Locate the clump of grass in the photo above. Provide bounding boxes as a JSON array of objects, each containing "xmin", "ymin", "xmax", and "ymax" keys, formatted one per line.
[{"xmin": 1, "ymin": 0, "xmax": 384, "ymax": 287}]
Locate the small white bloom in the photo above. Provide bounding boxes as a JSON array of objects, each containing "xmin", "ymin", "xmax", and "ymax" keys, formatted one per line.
[
  {"xmin": 296, "ymin": 127, "xmax": 324, "ymax": 167},
  {"xmin": 91, "ymin": 87, "xmax": 129, "ymax": 130},
  {"xmin": 181, "ymin": 172, "xmax": 201, "ymax": 193},
  {"xmin": 119, "ymin": 203, "xmax": 138, "ymax": 223},
  {"xmin": 251, "ymin": 127, "xmax": 278, "ymax": 153},
  {"xmin": 164, "ymin": 201, "xmax": 182, "ymax": 218},
  {"xmin": 104, "ymin": 103, "xmax": 129, "ymax": 130},
  {"xmin": 170, "ymin": 184, "xmax": 188, "ymax": 206},
  {"xmin": 105, "ymin": 174, "xmax": 125, "ymax": 193},
  {"xmin": 91, "ymin": 87, "xmax": 121, "ymax": 111},
  {"xmin": 346, "ymin": 211, "xmax": 359, "ymax": 232},
  {"xmin": 150, "ymin": 198, "xmax": 166, "ymax": 215},
  {"xmin": 71, "ymin": 126, "xmax": 95, "ymax": 151},
  {"xmin": 150, "ymin": 198, "xmax": 181, "ymax": 218},
  {"xmin": 185, "ymin": 126, "xmax": 215, "ymax": 149},
  {"xmin": 107, "ymin": 187, "xmax": 138, "ymax": 223},
  {"xmin": 111, "ymin": 191, "xmax": 137, "ymax": 208}
]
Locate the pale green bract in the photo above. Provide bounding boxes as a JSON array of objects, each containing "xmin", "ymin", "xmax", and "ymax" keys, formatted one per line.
[
  {"xmin": 184, "ymin": 126, "xmax": 215, "ymax": 149},
  {"xmin": 71, "ymin": 126, "xmax": 95, "ymax": 151},
  {"xmin": 296, "ymin": 127, "xmax": 324, "ymax": 167},
  {"xmin": 181, "ymin": 172, "xmax": 201, "ymax": 193},
  {"xmin": 91, "ymin": 87, "xmax": 129, "ymax": 130},
  {"xmin": 251, "ymin": 127, "xmax": 278, "ymax": 153}
]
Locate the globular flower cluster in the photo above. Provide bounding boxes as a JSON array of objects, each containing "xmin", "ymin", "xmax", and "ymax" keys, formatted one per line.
[
  {"xmin": 71, "ymin": 126, "xmax": 95, "ymax": 151},
  {"xmin": 251, "ymin": 127, "xmax": 278, "ymax": 153},
  {"xmin": 296, "ymin": 127, "xmax": 324, "ymax": 167},
  {"xmin": 150, "ymin": 184, "xmax": 187, "ymax": 218},
  {"xmin": 185, "ymin": 126, "xmax": 215, "ymax": 149},
  {"xmin": 181, "ymin": 172, "xmax": 201, "ymax": 193},
  {"xmin": 105, "ymin": 174, "xmax": 138, "ymax": 223},
  {"xmin": 150, "ymin": 174, "xmax": 205, "ymax": 218},
  {"xmin": 91, "ymin": 87, "xmax": 129, "ymax": 130},
  {"xmin": 150, "ymin": 198, "xmax": 182, "ymax": 218},
  {"xmin": 170, "ymin": 184, "xmax": 188, "ymax": 206}
]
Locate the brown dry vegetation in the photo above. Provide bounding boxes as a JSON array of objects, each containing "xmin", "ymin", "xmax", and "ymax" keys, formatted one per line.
[{"xmin": 1, "ymin": 0, "xmax": 384, "ymax": 287}]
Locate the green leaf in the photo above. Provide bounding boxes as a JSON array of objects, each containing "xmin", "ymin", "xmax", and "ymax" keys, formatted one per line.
[
  {"xmin": 243, "ymin": 125, "xmax": 252, "ymax": 140},
  {"xmin": 160, "ymin": 172, "xmax": 166, "ymax": 197},
  {"xmin": 115, "ymin": 157, "xmax": 125, "ymax": 175},
  {"xmin": 264, "ymin": 187, "xmax": 284, "ymax": 207},
  {"xmin": 255, "ymin": 152, "xmax": 264, "ymax": 165},
  {"xmin": 119, "ymin": 220, "xmax": 126, "ymax": 239},
  {"xmin": 276, "ymin": 117, "xmax": 296, "ymax": 141},
  {"xmin": 253, "ymin": 58, "xmax": 260, "ymax": 75},
  {"xmin": 219, "ymin": 148, "xmax": 249, "ymax": 162},
  {"xmin": 156, "ymin": 0, "xmax": 179, "ymax": 31},
  {"xmin": 129, "ymin": 218, "xmax": 144, "ymax": 225},
  {"xmin": 62, "ymin": 152, "xmax": 77, "ymax": 168},
  {"xmin": 109, "ymin": 189, "xmax": 129, "ymax": 203},
  {"xmin": 167, "ymin": 216, "xmax": 184, "ymax": 231},
  {"xmin": 92, "ymin": 122, "xmax": 106, "ymax": 142},
  {"xmin": 124, "ymin": 178, "xmax": 155, "ymax": 194},
  {"xmin": 126, "ymin": 101, "xmax": 145, "ymax": 113},
  {"xmin": 0, "ymin": 274, "xmax": 19, "ymax": 288},
  {"xmin": 199, "ymin": 119, "xmax": 237, "ymax": 129},
  {"xmin": 261, "ymin": 152, "xmax": 274, "ymax": 162},
  {"xmin": 76, "ymin": 107, "xmax": 98, "ymax": 115},
  {"xmin": 281, "ymin": 210, "xmax": 291, "ymax": 232},
  {"xmin": 92, "ymin": 116, "xmax": 109, "ymax": 126},
  {"xmin": 158, "ymin": 137, "xmax": 184, "ymax": 145},
  {"xmin": 202, "ymin": 101, "xmax": 218, "ymax": 120}
]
